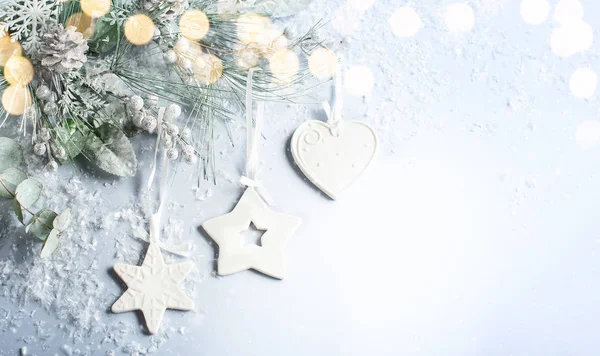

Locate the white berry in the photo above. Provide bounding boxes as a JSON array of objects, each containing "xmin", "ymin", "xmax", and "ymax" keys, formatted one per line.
[
  {"xmin": 181, "ymin": 128, "xmax": 191, "ymax": 140},
  {"xmin": 36, "ymin": 85, "xmax": 51, "ymax": 101},
  {"xmin": 183, "ymin": 153, "xmax": 197, "ymax": 164},
  {"xmin": 55, "ymin": 146, "xmax": 67, "ymax": 159},
  {"xmin": 166, "ymin": 124, "xmax": 180, "ymax": 137},
  {"xmin": 46, "ymin": 92, "xmax": 57, "ymax": 103},
  {"xmin": 46, "ymin": 161, "xmax": 59, "ymax": 172},
  {"xmin": 175, "ymin": 38, "xmax": 190, "ymax": 52},
  {"xmin": 43, "ymin": 102, "xmax": 58, "ymax": 116},
  {"xmin": 132, "ymin": 110, "xmax": 146, "ymax": 127},
  {"xmin": 183, "ymin": 144, "xmax": 195, "ymax": 155},
  {"xmin": 146, "ymin": 95, "xmax": 159, "ymax": 107},
  {"xmin": 164, "ymin": 50, "xmax": 177, "ymax": 64},
  {"xmin": 34, "ymin": 143, "xmax": 47, "ymax": 156},
  {"xmin": 37, "ymin": 128, "xmax": 51, "ymax": 143},
  {"xmin": 128, "ymin": 95, "xmax": 144, "ymax": 111},
  {"xmin": 142, "ymin": 116, "xmax": 158, "ymax": 133},
  {"xmin": 165, "ymin": 104, "xmax": 182, "ymax": 120},
  {"xmin": 167, "ymin": 148, "xmax": 179, "ymax": 160},
  {"xmin": 178, "ymin": 57, "xmax": 192, "ymax": 71}
]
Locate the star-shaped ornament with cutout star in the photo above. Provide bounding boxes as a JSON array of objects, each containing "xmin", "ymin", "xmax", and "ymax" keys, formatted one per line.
[
  {"xmin": 111, "ymin": 243, "xmax": 195, "ymax": 334},
  {"xmin": 202, "ymin": 187, "xmax": 302, "ymax": 279}
]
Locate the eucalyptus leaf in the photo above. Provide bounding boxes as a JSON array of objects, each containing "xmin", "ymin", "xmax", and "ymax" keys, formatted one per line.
[
  {"xmin": 14, "ymin": 178, "xmax": 43, "ymax": 211},
  {"xmin": 0, "ymin": 137, "xmax": 23, "ymax": 173},
  {"xmin": 53, "ymin": 208, "xmax": 71, "ymax": 231},
  {"xmin": 27, "ymin": 210, "xmax": 58, "ymax": 241},
  {"xmin": 250, "ymin": 0, "xmax": 314, "ymax": 17},
  {"xmin": 0, "ymin": 168, "xmax": 27, "ymax": 199},
  {"xmin": 84, "ymin": 123, "xmax": 138, "ymax": 177},
  {"xmin": 13, "ymin": 200, "xmax": 23, "ymax": 224},
  {"xmin": 40, "ymin": 229, "xmax": 60, "ymax": 258}
]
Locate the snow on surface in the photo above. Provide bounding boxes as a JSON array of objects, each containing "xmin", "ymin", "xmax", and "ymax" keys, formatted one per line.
[{"xmin": 2, "ymin": 0, "xmax": 600, "ymax": 355}]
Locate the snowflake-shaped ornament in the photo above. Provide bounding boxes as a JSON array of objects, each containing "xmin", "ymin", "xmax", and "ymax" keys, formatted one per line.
[{"xmin": 0, "ymin": 0, "xmax": 58, "ymax": 51}]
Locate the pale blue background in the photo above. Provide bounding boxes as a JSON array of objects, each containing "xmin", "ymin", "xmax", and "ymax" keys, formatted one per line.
[{"xmin": 2, "ymin": 0, "xmax": 600, "ymax": 355}]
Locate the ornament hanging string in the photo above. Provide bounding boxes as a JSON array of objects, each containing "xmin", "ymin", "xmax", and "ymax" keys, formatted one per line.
[
  {"xmin": 239, "ymin": 68, "xmax": 275, "ymax": 206},
  {"xmin": 136, "ymin": 107, "xmax": 192, "ymax": 256},
  {"xmin": 322, "ymin": 63, "xmax": 343, "ymax": 136}
]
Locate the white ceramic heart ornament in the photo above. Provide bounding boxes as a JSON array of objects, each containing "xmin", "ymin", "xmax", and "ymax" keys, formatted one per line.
[
  {"xmin": 291, "ymin": 119, "xmax": 377, "ymax": 200},
  {"xmin": 291, "ymin": 67, "xmax": 378, "ymax": 199}
]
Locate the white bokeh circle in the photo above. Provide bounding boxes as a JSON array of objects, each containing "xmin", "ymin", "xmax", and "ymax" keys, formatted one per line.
[
  {"xmin": 389, "ymin": 7, "xmax": 423, "ymax": 38},
  {"xmin": 332, "ymin": 5, "xmax": 362, "ymax": 36},
  {"xmin": 569, "ymin": 67, "xmax": 597, "ymax": 99},
  {"xmin": 550, "ymin": 21, "xmax": 593, "ymax": 57},
  {"xmin": 575, "ymin": 120, "xmax": 600, "ymax": 149},
  {"xmin": 348, "ymin": 0, "xmax": 376, "ymax": 12},
  {"xmin": 554, "ymin": 0, "xmax": 584, "ymax": 25},
  {"xmin": 520, "ymin": 0, "xmax": 550, "ymax": 25},
  {"xmin": 444, "ymin": 2, "xmax": 475, "ymax": 33}
]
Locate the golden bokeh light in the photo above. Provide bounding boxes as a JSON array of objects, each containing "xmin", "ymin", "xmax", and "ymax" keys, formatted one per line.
[
  {"xmin": 174, "ymin": 37, "xmax": 203, "ymax": 53},
  {"xmin": 257, "ymin": 27, "xmax": 288, "ymax": 56},
  {"xmin": 80, "ymin": 0, "xmax": 111, "ymax": 19},
  {"xmin": 174, "ymin": 37, "xmax": 191, "ymax": 53},
  {"xmin": 308, "ymin": 48, "xmax": 338, "ymax": 80},
  {"xmin": 66, "ymin": 12, "xmax": 95, "ymax": 39},
  {"xmin": 124, "ymin": 14, "xmax": 155, "ymax": 46},
  {"xmin": 0, "ymin": 36, "xmax": 22, "ymax": 66},
  {"xmin": 194, "ymin": 54, "xmax": 223, "ymax": 85},
  {"xmin": 269, "ymin": 49, "xmax": 300, "ymax": 82},
  {"xmin": 179, "ymin": 10, "xmax": 210, "ymax": 41},
  {"xmin": 2, "ymin": 85, "xmax": 32, "ymax": 115},
  {"xmin": 237, "ymin": 13, "xmax": 271, "ymax": 44},
  {"xmin": 4, "ymin": 56, "xmax": 34, "ymax": 86}
]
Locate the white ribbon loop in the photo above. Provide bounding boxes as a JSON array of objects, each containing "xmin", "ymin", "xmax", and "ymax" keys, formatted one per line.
[
  {"xmin": 243, "ymin": 68, "xmax": 276, "ymax": 206},
  {"xmin": 240, "ymin": 175, "xmax": 276, "ymax": 207},
  {"xmin": 147, "ymin": 107, "xmax": 166, "ymax": 191},
  {"xmin": 323, "ymin": 64, "xmax": 344, "ymax": 137},
  {"xmin": 143, "ymin": 106, "xmax": 192, "ymax": 256},
  {"xmin": 134, "ymin": 224, "xmax": 193, "ymax": 257}
]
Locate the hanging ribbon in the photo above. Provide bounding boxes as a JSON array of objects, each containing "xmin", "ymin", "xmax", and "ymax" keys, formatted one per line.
[
  {"xmin": 322, "ymin": 63, "xmax": 344, "ymax": 137},
  {"xmin": 140, "ymin": 107, "xmax": 192, "ymax": 257},
  {"xmin": 239, "ymin": 68, "xmax": 276, "ymax": 206}
]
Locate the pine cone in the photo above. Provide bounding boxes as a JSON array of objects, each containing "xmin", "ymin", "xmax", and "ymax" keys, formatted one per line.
[{"xmin": 39, "ymin": 25, "xmax": 89, "ymax": 74}]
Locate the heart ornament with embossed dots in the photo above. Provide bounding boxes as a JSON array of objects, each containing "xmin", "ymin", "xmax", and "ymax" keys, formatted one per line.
[{"xmin": 291, "ymin": 119, "xmax": 378, "ymax": 200}]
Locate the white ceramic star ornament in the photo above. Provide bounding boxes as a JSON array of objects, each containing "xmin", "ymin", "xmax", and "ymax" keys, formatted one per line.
[
  {"xmin": 291, "ymin": 64, "xmax": 378, "ymax": 199},
  {"xmin": 112, "ymin": 243, "xmax": 194, "ymax": 334},
  {"xmin": 112, "ymin": 107, "xmax": 194, "ymax": 334},
  {"xmin": 202, "ymin": 68, "xmax": 301, "ymax": 279}
]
